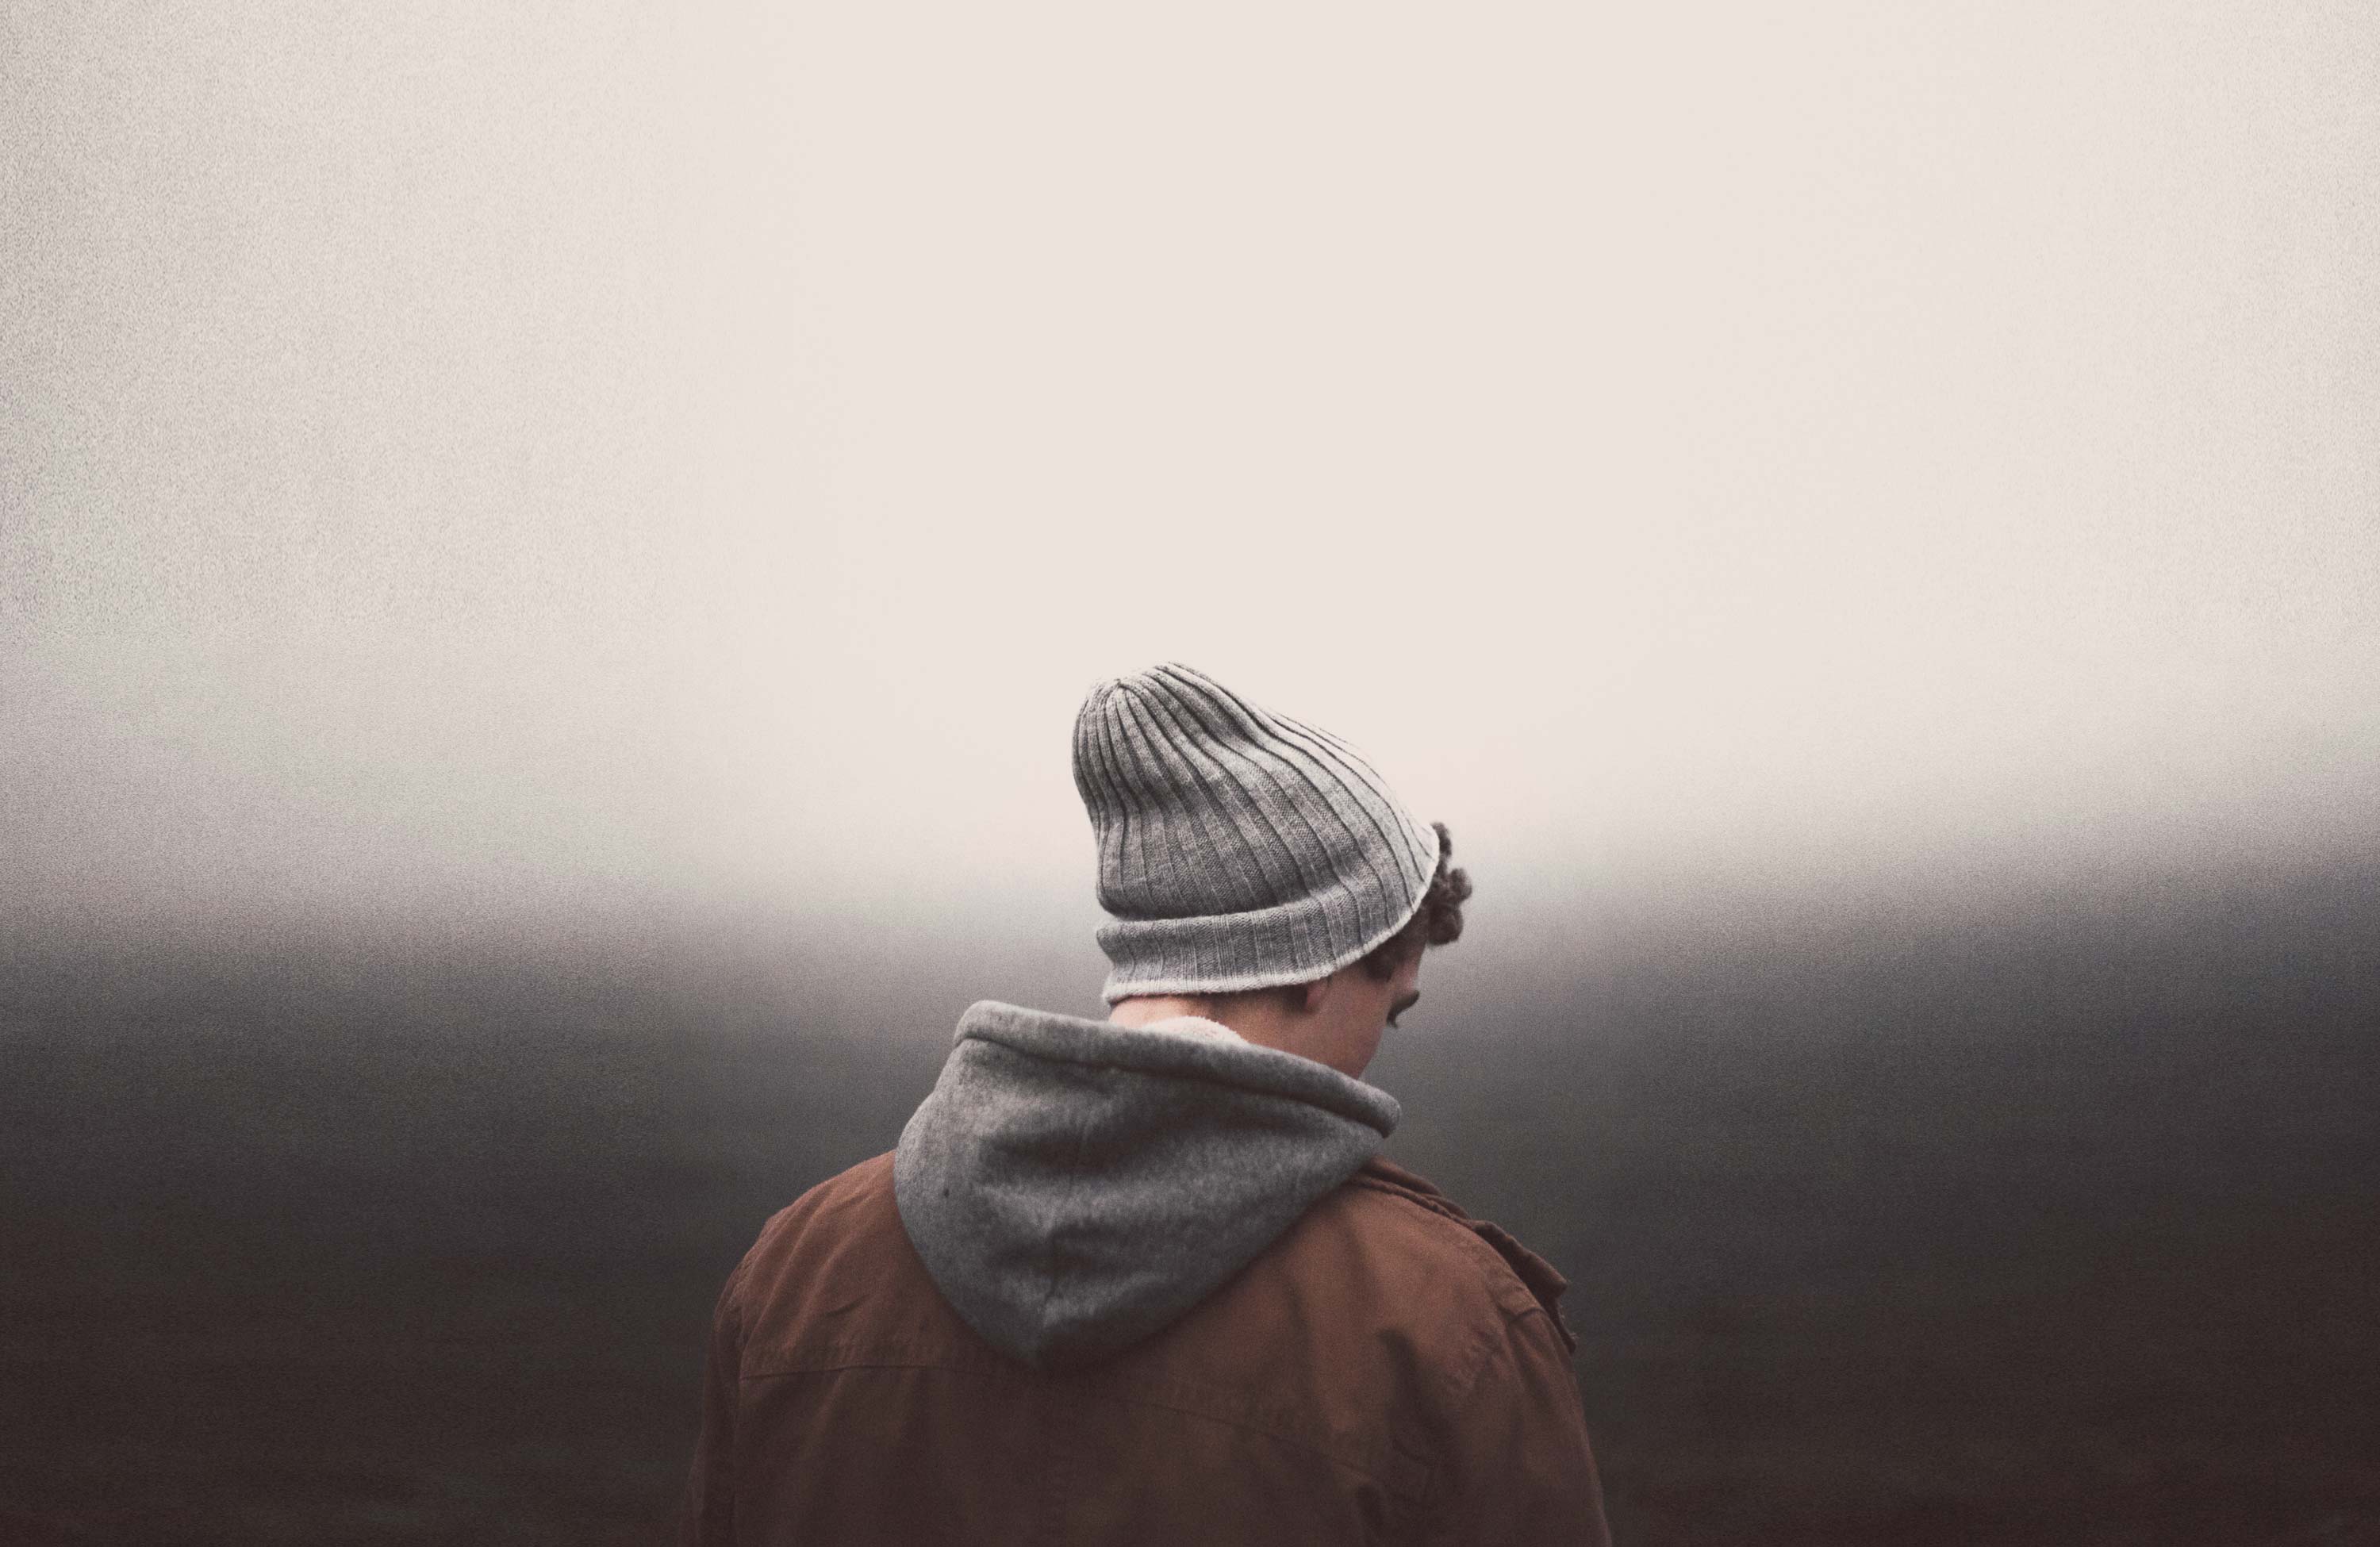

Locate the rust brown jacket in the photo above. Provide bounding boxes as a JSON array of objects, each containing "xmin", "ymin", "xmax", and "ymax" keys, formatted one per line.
[{"xmin": 678, "ymin": 1001, "xmax": 1610, "ymax": 1545}]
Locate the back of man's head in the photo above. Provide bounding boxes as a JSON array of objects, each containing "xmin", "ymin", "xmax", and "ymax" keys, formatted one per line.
[{"xmin": 1072, "ymin": 662, "xmax": 1468, "ymax": 1008}]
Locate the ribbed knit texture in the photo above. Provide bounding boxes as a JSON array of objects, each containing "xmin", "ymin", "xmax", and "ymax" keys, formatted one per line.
[{"xmin": 1072, "ymin": 662, "xmax": 1441, "ymax": 1004}]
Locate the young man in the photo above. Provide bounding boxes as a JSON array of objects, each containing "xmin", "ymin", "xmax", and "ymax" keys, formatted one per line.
[{"xmin": 678, "ymin": 662, "xmax": 1610, "ymax": 1545}]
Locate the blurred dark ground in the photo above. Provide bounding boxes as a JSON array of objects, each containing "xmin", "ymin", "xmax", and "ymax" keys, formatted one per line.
[{"xmin": 2, "ymin": 861, "xmax": 2374, "ymax": 1545}]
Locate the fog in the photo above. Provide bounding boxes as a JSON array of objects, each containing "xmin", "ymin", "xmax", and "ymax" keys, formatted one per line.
[
  {"xmin": 7, "ymin": 2, "xmax": 2375, "ymax": 949},
  {"xmin": 6, "ymin": 11, "xmax": 2378, "ymax": 1541}
]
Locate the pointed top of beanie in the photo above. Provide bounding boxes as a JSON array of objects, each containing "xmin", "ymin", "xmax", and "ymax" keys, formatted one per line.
[{"xmin": 1071, "ymin": 662, "xmax": 1441, "ymax": 1005}]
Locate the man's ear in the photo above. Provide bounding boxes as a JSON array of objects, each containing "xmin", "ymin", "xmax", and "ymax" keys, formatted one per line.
[{"xmin": 1295, "ymin": 974, "xmax": 1332, "ymax": 1016}]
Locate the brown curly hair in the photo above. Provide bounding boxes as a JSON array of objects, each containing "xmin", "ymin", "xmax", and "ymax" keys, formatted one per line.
[
  {"xmin": 1355, "ymin": 821, "xmax": 1472, "ymax": 981},
  {"xmin": 1188, "ymin": 823, "xmax": 1472, "ymax": 1015}
]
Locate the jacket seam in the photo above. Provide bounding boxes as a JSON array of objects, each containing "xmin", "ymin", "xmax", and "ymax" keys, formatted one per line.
[
  {"xmin": 739, "ymin": 1353, "xmax": 1434, "ymax": 1504},
  {"xmin": 741, "ymin": 1344, "xmax": 1029, "ymax": 1382},
  {"xmin": 1419, "ymin": 1301, "xmax": 1557, "ymax": 1526},
  {"xmin": 1073, "ymin": 1383, "xmax": 1434, "ymax": 1503}
]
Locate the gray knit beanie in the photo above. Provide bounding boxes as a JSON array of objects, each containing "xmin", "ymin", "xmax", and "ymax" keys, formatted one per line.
[{"xmin": 1072, "ymin": 662, "xmax": 1442, "ymax": 1005}]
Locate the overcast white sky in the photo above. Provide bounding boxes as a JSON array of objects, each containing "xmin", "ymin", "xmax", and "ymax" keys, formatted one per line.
[{"xmin": 4, "ymin": 2, "xmax": 2375, "ymax": 944}]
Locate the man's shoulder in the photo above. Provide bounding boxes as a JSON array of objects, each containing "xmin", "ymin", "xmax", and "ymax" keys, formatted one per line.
[
  {"xmin": 1102, "ymin": 1153, "xmax": 1580, "ymax": 1463},
  {"xmin": 1309, "ymin": 1156, "xmax": 1577, "ymax": 1354},
  {"xmin": 731, "ymin": 1151, "xmax": 902, "ymax": 1292},
  {"xmin": 724, "ymin": 1150, "xmax": 1004, "ymax": 1373},
  {"xmin": 766, "ymin": 1149, "xmax": 896, "ymax": 1226}
]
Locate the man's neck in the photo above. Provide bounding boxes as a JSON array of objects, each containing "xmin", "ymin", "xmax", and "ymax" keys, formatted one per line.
[{"xmin": 1109, "ymin": 993, "xmax": 1365, "ymax": 1079}]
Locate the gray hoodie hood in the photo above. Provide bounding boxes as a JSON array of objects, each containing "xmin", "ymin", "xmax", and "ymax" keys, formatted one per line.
[{"xmin": 892, "ymin": 1000, "xmax": 1402, "ymax": 1370}]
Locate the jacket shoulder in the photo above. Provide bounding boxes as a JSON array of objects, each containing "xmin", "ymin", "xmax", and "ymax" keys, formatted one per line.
[
  {"xmin": 749, "ymin": 1149, "xmax": 896, "ymax": 1244},
  {"xmin": 726, "ymin": 1150, "xmax": 986, "ymax": 1368},
  {"xmin": 1331, "ymin": 1157, "xmax": 1577, "ymax": 1354}
]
